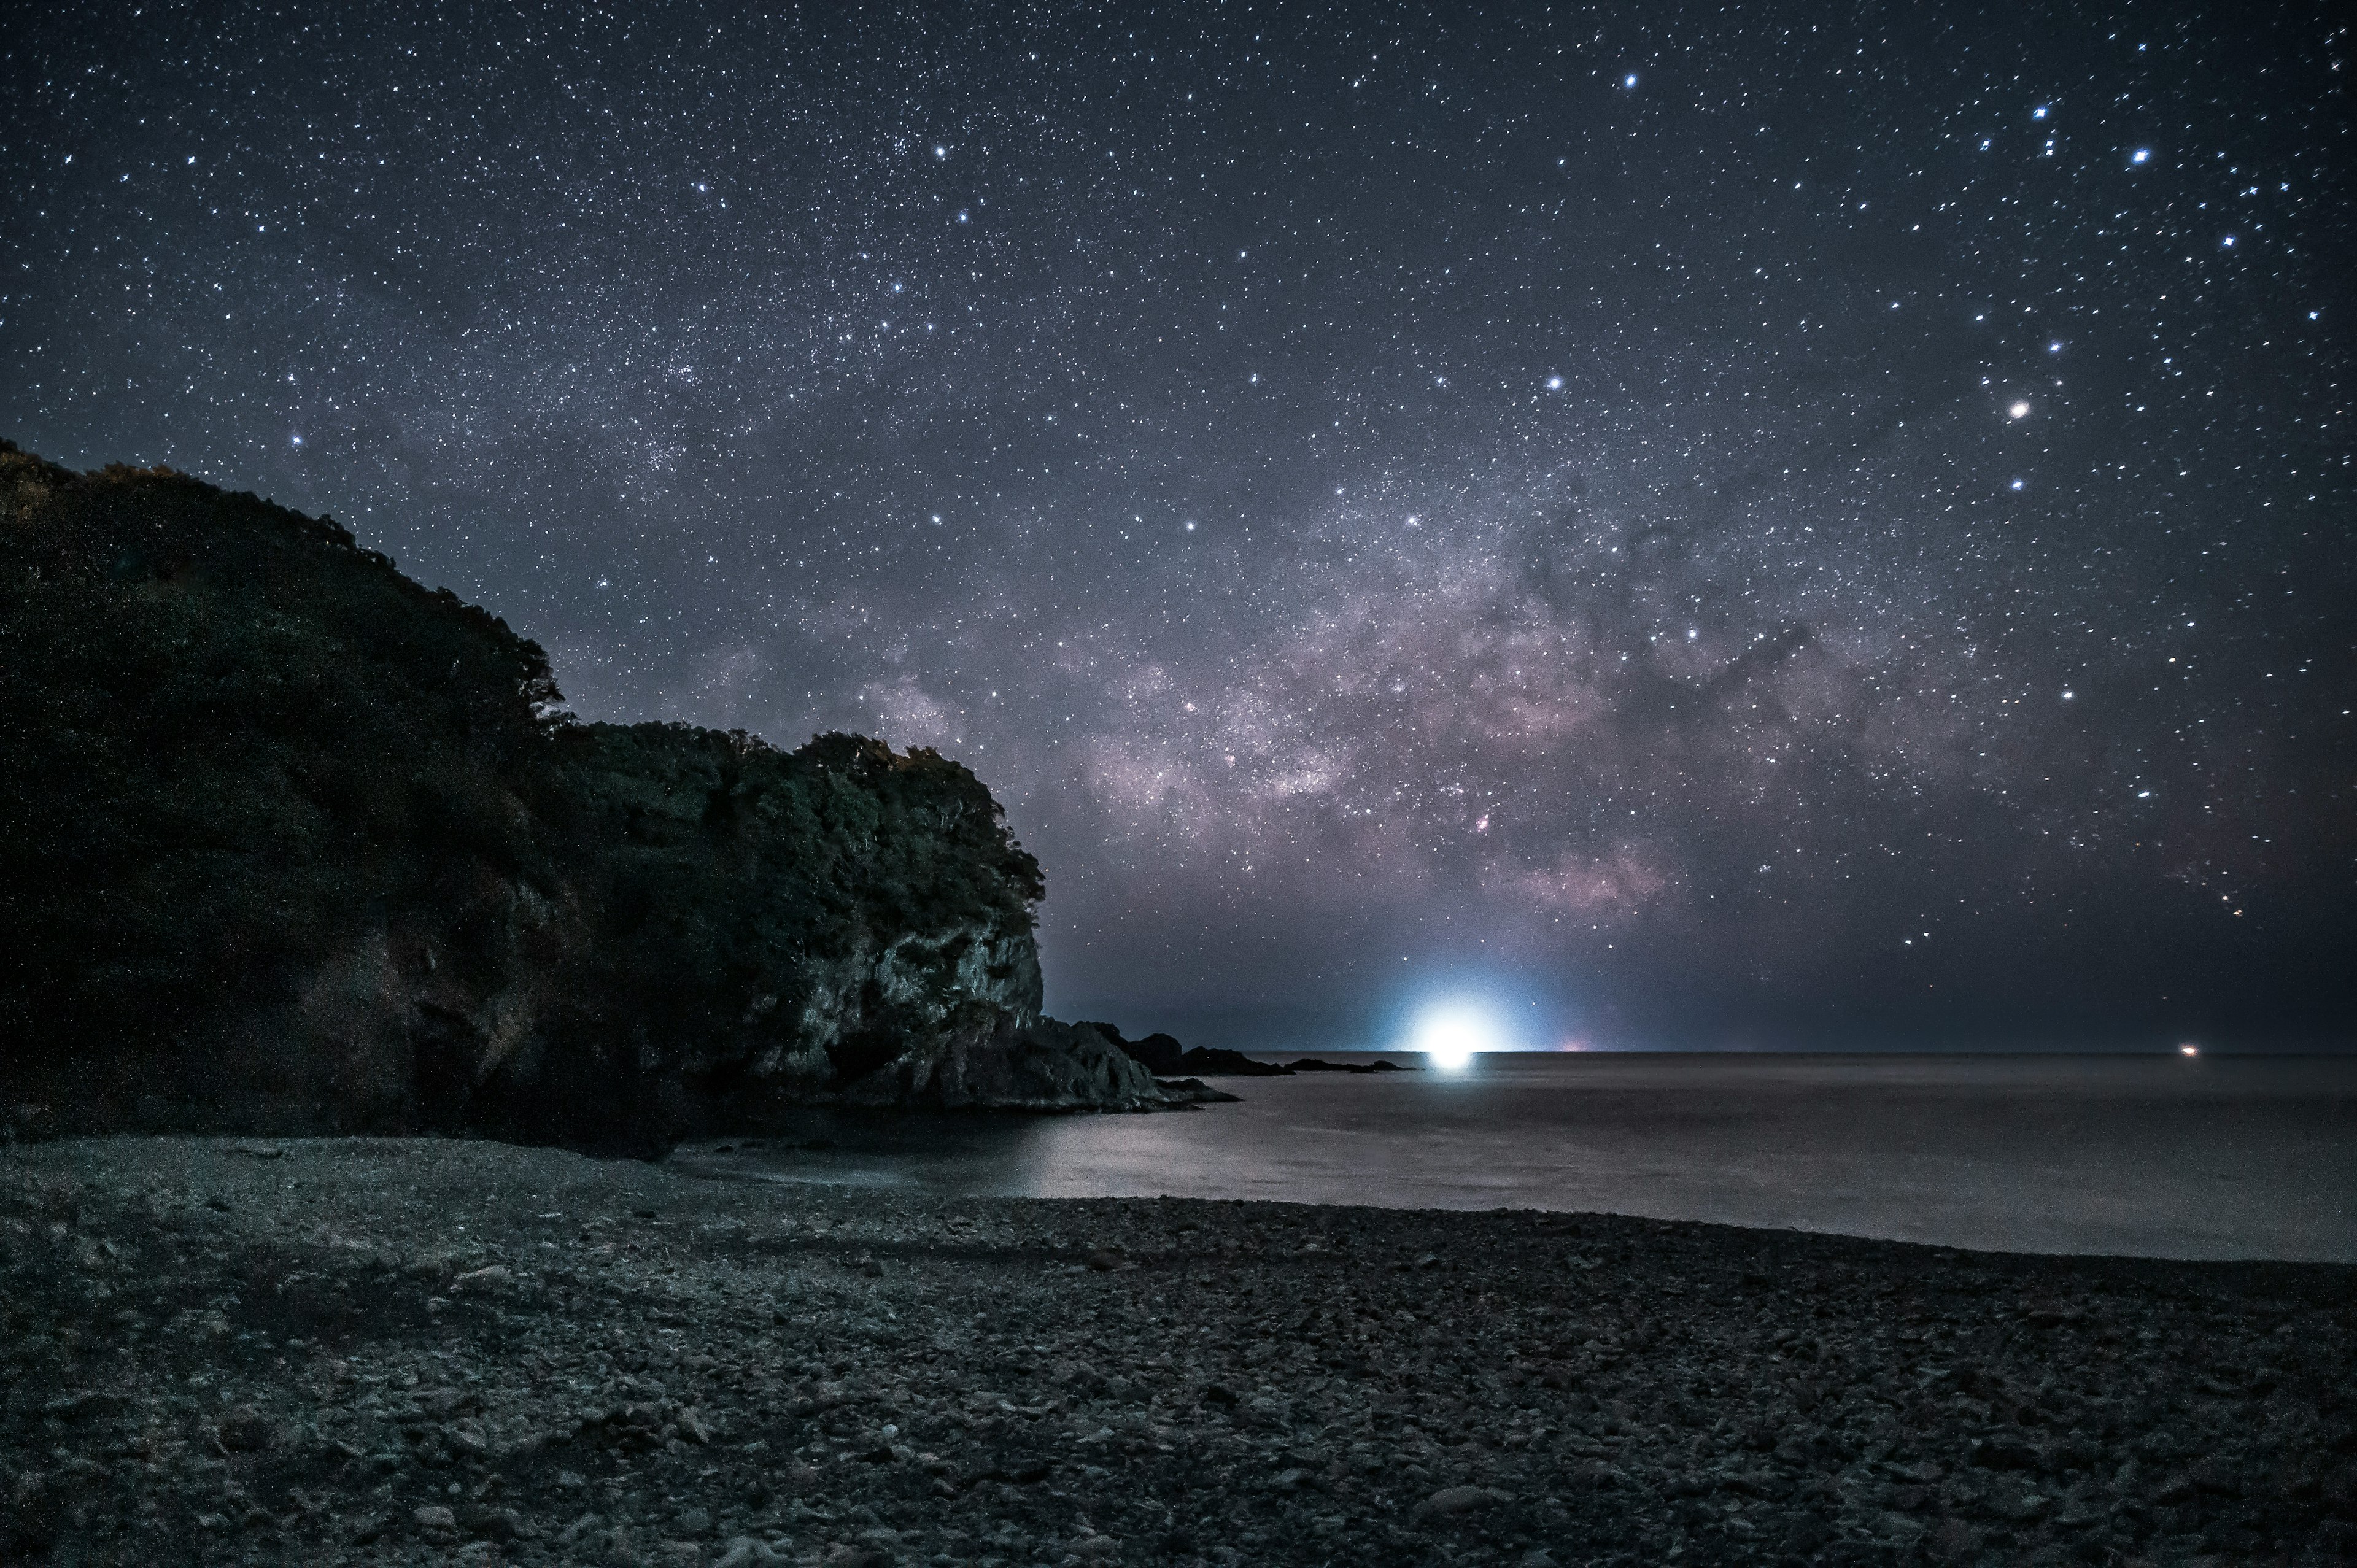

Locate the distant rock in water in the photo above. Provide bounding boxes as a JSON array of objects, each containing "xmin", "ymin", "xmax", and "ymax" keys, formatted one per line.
[
  {"xmin": 0, "ymin": 441, "xmax": 1171, "ymax": 1149},
  {"xmin": 1086, "ymin": 1024, "xmax": 1403, "ymax": 1078},
  {"xmin": 1078, "ymin": 1021, "xmax": 1190, "ymax": 1076},
  {"xmin": 1151, "ymin": 1077, "xmax": 1242, "ymax": 1104},
  {"xmin": 1174, "ymin": 1046, "xmax": 1295, "ymax": 1078}
]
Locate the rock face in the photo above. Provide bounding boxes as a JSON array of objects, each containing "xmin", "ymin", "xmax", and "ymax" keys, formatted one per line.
[{"xmin": 0, "ymin": 440, "xmax": 1154, "ymax": 1148}]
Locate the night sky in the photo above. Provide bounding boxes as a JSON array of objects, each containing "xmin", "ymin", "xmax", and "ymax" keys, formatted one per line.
[{"xmin": 6, "ymin": 4, "xmax": 2352, "ymax": 1051}]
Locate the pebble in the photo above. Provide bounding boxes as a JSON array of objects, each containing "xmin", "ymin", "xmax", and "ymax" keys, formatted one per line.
[
  {"xmin": 214, "ymin": 1407, "xmax": 274, "ymax": 1452},
  {"xmin": 1418, "ymin": 1484, "xmax": 1510, "ymax": 1518}
]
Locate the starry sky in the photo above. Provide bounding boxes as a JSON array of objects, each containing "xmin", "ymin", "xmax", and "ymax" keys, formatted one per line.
[{"xmin": 6, "ymin": 2, "xmax": 2353, "ymax": 1051}]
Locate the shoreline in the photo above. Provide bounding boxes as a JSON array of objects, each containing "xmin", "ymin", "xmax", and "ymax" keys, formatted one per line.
[{"xmin": 5, "ymin": 1135, "xmax": 2351, "ymax": 1566}]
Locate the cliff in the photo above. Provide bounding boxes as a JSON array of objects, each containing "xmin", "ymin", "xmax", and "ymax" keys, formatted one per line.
[{"xmin": 0, "ymin": 441, "xmax": 1167, "ymax": 1149}]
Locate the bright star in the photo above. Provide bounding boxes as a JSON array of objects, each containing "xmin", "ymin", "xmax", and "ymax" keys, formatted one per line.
[
  {"xmin": 2008, "ymin": 401, "xmax": 2030, "ymax": 419},
  {"xmin": 2131, "ymin": 149, "xmax": 2151, "ymax": 164},
  {"xmin": 1624, "ymin": 73, "xmax": 1637, "ymax": 87},
  {"xmin": 1545, "ymin": 374, "xmax": 1563, "ymax": 390}
]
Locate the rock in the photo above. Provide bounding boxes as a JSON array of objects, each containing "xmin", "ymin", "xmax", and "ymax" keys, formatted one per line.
[
  {"xmin": 1174, "ymin": 1046, "xmax": 1294, "ymax": 1077},
  {"xmin": 215, "ymin": 1406, "xmax": 275, "ymax": 1451},
  {"xmin": 714, "ymin": 1540, "xmax": 784, "ymax": 1568},
  {"xmin": 678, "ymin": 1406, "xmax": 713, "ymax": 1444},
  {"xmin": 1983, "ymin": 1479, "xmax": 2052, "ymax": 1521},
  {"xmin": 1971, "ymin": 1434, "xmax": 2040, "ymax": 1471},
  {"xmin": 1082, "ymin": 1022, "xmax": 1188, "ymax": 1076},
  {"xmin": 412, "ymin": 1503, "xmax": 459, "ymax": 1536},
  {"xmin": 1155, "ymin": 1077, "xmax": 1243, "ymax": 1104},
  {"xmin": 451, "ymin": 1263, "xmax": 513, "ymax": 1292},
  {"xmin": 1417, "ymin": 1485, "xmax": 1511, "ymax": 1519},
  {"xmin": 1084, "ymin": 1248, "xmax": 1124, "ymax": 1272},
  {"xmin": 835, "ymin": 1014, "xmax": 1173, "ymax": 1113}
]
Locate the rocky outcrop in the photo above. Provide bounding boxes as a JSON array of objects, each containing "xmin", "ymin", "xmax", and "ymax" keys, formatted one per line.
[
  {"xmin": 1084, "ymin": 1022, "xmax": 1412, "ymax": 1080},
  {"xmin": 0, "ymin": 440, "xmax": 1167, "ymax": 1149},
  {"xmin": 833, "ymin": 1016, "xmax": 1170, "ymax": 1113},
  {"xmin": 1077, "ymin": 1021, "xmax": 1190, "ymax": 1076}
]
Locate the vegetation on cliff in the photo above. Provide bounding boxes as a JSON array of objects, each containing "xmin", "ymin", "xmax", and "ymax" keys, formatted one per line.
[{"xmin": 0, "ymin": 440, "xmax": 1053, "ymax": 1146}]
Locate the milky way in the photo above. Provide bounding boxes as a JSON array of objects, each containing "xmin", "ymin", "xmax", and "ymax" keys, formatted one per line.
[{"xmin": 6, "ymin": 4, "xmax": 2351, "ymax": 1048}]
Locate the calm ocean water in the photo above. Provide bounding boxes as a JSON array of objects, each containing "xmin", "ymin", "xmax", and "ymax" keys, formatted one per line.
[{"xmin": 678, "ymin": 1054, "xmax": 2357, "ymax": 1262}]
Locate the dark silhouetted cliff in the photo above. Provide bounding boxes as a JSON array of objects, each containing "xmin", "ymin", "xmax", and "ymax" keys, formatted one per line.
[{"xmin": 0, "ymin": 441, "xmax": 1163, "ymax": 1148}]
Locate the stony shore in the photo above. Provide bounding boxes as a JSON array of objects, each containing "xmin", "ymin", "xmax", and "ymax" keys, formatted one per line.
[{"xmin": 3, "ymin": 1136, "xmax": 2351, "ymax": 1567}]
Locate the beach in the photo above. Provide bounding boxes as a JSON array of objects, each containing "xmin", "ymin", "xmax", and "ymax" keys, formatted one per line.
[{"xmin": 4, "ymin": 1134, "xmax": 2351, "ymax": 1567}]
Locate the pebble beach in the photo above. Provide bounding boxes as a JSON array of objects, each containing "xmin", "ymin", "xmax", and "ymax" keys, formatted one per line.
[{"xmin": 4, "ymin": 1135, "xmax": 2352, "ymax": 1566}]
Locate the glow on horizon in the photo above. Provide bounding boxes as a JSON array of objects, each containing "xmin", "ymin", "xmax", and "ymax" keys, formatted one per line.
[{"xmin": 1406, "ymin": 1003, "xmax": 1507, "ymax": 1070}]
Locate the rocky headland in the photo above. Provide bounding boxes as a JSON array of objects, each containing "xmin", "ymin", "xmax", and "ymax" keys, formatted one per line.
[
  {"xmin": 4, "ymin": 1136, "xmax": 2353, "ymax": 1567},
  {"xmin": 0, "ymin": 441, "xmax": 1178, "ymax": 1149}
]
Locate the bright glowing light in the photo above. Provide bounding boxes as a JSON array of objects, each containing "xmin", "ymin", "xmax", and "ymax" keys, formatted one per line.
[
  {"xmin": 2008, "ymin": 401, "xmax": 2031, "ymax": 419},
  {"xmin": 2179, "ymin": 1043, "xmax": 2199, "ymax": 1057},
  {"xmin": 1409, "ymin": 1003, "xmax": 1505, "ymax": 1070},
  {"xmin": 2132, "ymin": 148, "xmax": 2151, "ymax": 164}
]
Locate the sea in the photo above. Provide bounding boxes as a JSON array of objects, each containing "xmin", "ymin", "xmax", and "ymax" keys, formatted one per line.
[{"xmin": 678, "ymin": 1053, "xmax": 2357, "ymax": 1262}]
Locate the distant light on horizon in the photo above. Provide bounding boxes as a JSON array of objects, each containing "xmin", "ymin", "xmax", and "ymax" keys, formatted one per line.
[
  {"xmin": 1407, "ymin": 1003, "xmax": 1507, "ymax": 1071},
  {"xmin": 2180, "ymin": 1042, "xmax": 2199, "ymax": 1056}
]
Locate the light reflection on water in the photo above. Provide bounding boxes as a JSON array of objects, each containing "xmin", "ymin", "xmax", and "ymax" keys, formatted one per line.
[{"xmin": 672, "ymin": 1053, "xmax": 2357, "ymax": 1261}]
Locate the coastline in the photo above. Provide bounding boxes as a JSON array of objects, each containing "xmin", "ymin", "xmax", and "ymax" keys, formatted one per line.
[{"xmin": 4, "ymin": 1136, "xmax": 2350, "ymax": 1566}]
